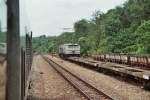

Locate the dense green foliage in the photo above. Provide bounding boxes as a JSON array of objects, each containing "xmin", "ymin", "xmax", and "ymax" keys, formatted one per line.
[{"xmin": 32, "ymin": 0, "xmax": 150, "ymax": 55}]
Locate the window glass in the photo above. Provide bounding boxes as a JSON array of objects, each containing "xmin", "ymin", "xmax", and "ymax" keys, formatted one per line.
[
  {"xmin": 0, "ymin": 0, "xmax": 7, "ymax": 55},
  {"xmin": 0, "ymin": 1, "xmax": 7, "ymax": 100},
  {"xmin": 20, "ymin": 0, "xmax": 30, "ymax": 48}
]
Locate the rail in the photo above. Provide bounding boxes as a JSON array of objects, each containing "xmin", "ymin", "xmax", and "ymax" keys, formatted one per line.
[
  {"xmin": 66, "ymin": 57, "xmax": 150, "ymax": 89},
  {"xmin": 43, "ymin": 55, "xmax": 113, "ymax": 100}
]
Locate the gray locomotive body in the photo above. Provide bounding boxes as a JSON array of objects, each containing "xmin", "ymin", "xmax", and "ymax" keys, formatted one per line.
[{"xmin": 59, "ymin": 43, "xmax": 80, "ymax": 57}]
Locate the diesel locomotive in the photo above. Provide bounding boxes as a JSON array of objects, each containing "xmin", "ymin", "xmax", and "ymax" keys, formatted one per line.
[{"xmin": 59, "ymin": 43, "xmax": 80, "ymax": 58}]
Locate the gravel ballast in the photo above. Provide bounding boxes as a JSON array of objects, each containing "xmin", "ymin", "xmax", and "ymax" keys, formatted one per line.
[
  {"xmin": 28, "ymin": 55, "xmax": 85, "ymax": 100},
  {"xmin": 47, "ymin": 55, "xmax": 150, "ymax": 100}
]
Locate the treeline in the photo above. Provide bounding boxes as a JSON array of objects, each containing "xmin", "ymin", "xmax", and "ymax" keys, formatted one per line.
[{"xmin": 33, "ymin": 0, "xmax": 150, "ymax": 55}]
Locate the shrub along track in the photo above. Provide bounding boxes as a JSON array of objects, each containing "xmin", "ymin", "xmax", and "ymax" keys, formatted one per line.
[{"xmin": 42, "ymin": 55, "xmax": 113, "ymax": 100}]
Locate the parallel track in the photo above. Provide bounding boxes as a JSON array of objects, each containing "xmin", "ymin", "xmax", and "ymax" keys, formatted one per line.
[{"xmin": 43, "ymin": 56, "xmax": 113, "ymax": 100}]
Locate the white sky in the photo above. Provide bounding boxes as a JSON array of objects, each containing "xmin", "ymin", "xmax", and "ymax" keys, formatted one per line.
[
  {"xmin": 24, "ymin": 0, "xmax": 127, "ymax": 37},
  {"xmin": 0, "ymin": 0, "xmax": 7, "ymax": 32}
]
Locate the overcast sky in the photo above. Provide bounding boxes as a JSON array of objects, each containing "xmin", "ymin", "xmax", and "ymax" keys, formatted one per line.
[
  {"xmin": 0, "ymin": 0, "xmax": 7, "ymax": 32},
  {"xmin": 24, "ymin": 0, "xmax": 127, "ymax": 37}
]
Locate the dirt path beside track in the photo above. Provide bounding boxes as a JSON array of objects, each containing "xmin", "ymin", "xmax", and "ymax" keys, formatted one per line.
[{"xmin": 28, "ymin": 55, "xmax": 85, "ymax": 100}]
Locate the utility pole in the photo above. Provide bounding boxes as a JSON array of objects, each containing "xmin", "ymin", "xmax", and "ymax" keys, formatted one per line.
[{"xmin": 6, "ymin": 0, "xmax": 21, "ymax": 100}]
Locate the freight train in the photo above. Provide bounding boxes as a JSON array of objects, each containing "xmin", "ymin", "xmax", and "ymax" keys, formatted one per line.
[
  {"xmin": 59, "ymin": 43, "xmax": 80, "ymax": 58},
  {"xmin": 93, "ymin": 53, "xmax": 150, "ymax": 68}
]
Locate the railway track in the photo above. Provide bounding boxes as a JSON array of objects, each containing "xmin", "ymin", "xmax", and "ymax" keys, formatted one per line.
[
  {"xmin": 43, "ymin": 55, "xmax": 113, "ymax": 100},
  {"xmin": 66, "ymin": 57, "xmax": 150, "ymax": 89}
]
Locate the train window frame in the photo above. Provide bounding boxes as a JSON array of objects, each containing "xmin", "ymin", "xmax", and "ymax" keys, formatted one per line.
[{"xmin": 68, "ymin": 45, "xmax": 79, "ymax": 48}]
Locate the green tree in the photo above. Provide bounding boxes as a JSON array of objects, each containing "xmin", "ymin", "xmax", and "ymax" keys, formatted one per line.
[
  {"xmin": 135, "ymin": 20, "xmax": 150, "ymax": 53},
  {"xmin": 32, "ymin": 0, "xmax": 150, "ymax": 55}
]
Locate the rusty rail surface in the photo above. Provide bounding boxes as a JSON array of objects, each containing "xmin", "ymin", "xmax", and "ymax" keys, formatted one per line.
[{"xmin": 43, "ymin": 55, "xmax": 113, "ymax": 100}]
